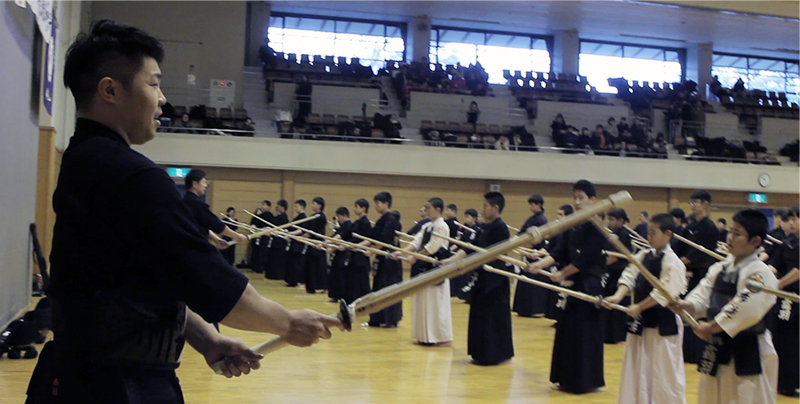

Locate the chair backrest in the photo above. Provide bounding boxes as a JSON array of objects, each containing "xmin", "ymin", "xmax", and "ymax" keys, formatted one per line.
[
  {"xmin": 219, "ymin": 108, "xmax": 233, "ymax": 119},
  {"xmin": 205, "ymin": 108, "xmax": 218, "ymax": 119},
  {"xmin": 234, "ymin": 108, "xmax": 248, "ymax": 120}
]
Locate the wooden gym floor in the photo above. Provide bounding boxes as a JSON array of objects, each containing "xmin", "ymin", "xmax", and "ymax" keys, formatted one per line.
[{"xmin": 1, "ymin": 271, "xmax": 797, "ymax": 404}]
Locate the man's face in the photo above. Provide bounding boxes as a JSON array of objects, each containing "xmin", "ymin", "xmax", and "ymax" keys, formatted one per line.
[
  {"xmin": 117, "ymin": 57, "xmax": 165, "ymax": 145},
  {"xmin": 353, "ymin": 204, "xmax": 365, "ymax": 216},
  {"xmin": 573, "ymin": 190, "xmax": 594, "ymax": 211},
  {"xmin": 193, "ymin": 178, "xmax": 208, "ymax": 196},
  {"xmin": 788, "ymin": 215, "xmax": 799, "ymax": 235},
  {"xmin": 464, "ymin": 215, "xmax": 476, "ymax": 226},
  {"xmin": 689, "ymin": 199, "xmax": 707, "ymax": 216},
  {"xmin": 639, "ymin": 214, "xmax": 648, "ymax": 223},
  {"xmin": 227, "ymin": 209, "xmax": 235, "ymax": 218},
  {"xmin": 606, "ymin": 216, "xmax": 623, "ymax": 231},
  {"xmin": 427, "ymin": 203, "xmax": 441, "ymax": 220},
  {"xmin": 716, "ymin": 221, "xmax": 726, "ymax": 231},
  {"xmin": 529, "ymin": 202, "xmax": 541, "ymax": 214},
  {"xmin": 482, "ymin": 200, "xmax": 498, "ymax": 221},
  {"xmin": 374, "ymin": 200, "xmax": 389, "ymax": 214},
  {"xmin": 261, "ymin": 203, "xmax": 270, "ymax": 212},
  {"xmin": 726, "ymin": 221, "xmax": 759, "ymax": 258},
  {"xmin": 294, "ymin": 203, "xmax": 304, "ymax": 213},
  {"xmin": 276, "ymin": 204, "xmax": 285, "ymax": 214},
  {"xmin": 336, "ymin": 214, "xmax": 348, "ymax": 224},
  {"xmin": 419, "ymin": 207, "xmax": 428, "ymax": 218},
  {"xmin": 647, "ymin": 224, "xmax": 671, "ymax": 251},
  {"xmin": 443, "ymin": 208, "xmax": 455, "ymax": 219},
  {"xmin": 311, "ymin": 201, "xmax": 321, "ymax": 213},
  {"xmin": 556, "ymin": 209, "xmax": 566, "ymax": 219}
]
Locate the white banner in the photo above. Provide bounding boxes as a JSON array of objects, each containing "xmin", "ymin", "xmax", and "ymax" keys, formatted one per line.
[{"xmin": 27, "ymin": 0, "xmax": 54, "ymax": 44}]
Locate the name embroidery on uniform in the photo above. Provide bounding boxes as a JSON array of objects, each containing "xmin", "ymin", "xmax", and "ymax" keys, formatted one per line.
[
  {"xmin": 699, "ymin": 335, "xmax": 721, "ymax": 375},
  {"xmin": 779, "ymin": 298, "xmax": 792, "ymax": 321}
]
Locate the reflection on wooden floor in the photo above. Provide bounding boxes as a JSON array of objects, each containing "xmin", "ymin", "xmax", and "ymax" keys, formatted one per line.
[{"xmin": 1, "ymin": 272, "xmax": 796, "ymax": 404}]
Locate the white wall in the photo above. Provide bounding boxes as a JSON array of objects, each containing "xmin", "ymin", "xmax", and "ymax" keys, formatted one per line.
[
  {"xmin": 0, "ymin": 2, "xmax": 39, "ymax": 328},
  {"xmin": 272, "ymin": 82, "xmax": 381, "ymax": 118},
  {"xmin": 135, "ymin": 134, "xmax": 800, "ymax": 195},
  {"xmin": 406, "ymin": 92, "xmax": 522, "ymax": 126},
  {"xmin": 90, "ymin": 1, "xmax": 247, "ymax": 108}
]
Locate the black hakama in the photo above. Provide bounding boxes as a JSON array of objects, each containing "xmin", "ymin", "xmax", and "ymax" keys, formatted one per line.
[
  {"xmin": 367, "ymin": 212, "xmax": 403, "ymax": 327},
  {"xmin": 467, "ymin": 218, "xmax": 513, "ymax": 365}
]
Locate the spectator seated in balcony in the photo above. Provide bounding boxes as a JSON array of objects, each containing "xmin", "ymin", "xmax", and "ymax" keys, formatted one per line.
[
  {"xmin": 236, "ymin": 117, "xmax": 255, "ymax": 137},
  {"xmin": 466, "ymin": 101, "xmax": 480, "ymax": 134},
  {"xmin": 605, "ymin": 117, "xmax": 619, "ymax": 146},
  {"xmin": 373, "ymin": 113, "xmax": 403, "ymax": 139},
  {"xmin": 578, "ymin": 127, "xmax": 592, "ymax": 149},
  {"xmin": 591, "ymin": 124, "xmax": 607, "ymax": 150},
  {"xmin": 174, "ymin": 113, "xmax": 196, "ymax": 134},
  {"xmin": 295, "ymin": 75, "xmax": 312, "ymax": 124},
  {"xmin": 550, "ymin": 113, "xmax": 568, "ymax": 147},
  {"xmin": 780, "ymin": 140, "xmax": 799, "ymax": 162}
]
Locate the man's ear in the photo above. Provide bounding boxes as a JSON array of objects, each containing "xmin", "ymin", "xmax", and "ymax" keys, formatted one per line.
[{"xmin": 97, "ymin": 77, "xmax": 119, "ymax": 104}]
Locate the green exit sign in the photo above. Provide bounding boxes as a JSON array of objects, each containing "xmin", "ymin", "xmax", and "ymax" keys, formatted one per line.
[
  {"xmin": 167, "ymin": 167, "xmax": 192, "ymax": 178},
  {"xmin": 747, "ymin": 193, "xmax": 767, "ymax": 203}
]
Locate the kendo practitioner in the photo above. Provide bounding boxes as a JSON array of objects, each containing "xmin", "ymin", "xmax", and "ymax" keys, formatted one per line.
[
  {"xmin": 450, "ymin": 209, "xmax": 481, "ymax": 302},
  {"xmin": 680, "ymin": 189, "xmax": 721, "ymax": 364},
  {"xmin": 767, "ymin": 206, "xmax": 799, "ymax": 397},
  {"xmin": 604, "ymin": 213, "xmax": 688, "ymax": 404},
  {"xmin": 344, "ymin": 199, "xmax": 372, "ymax": 305},
  {"xmin": 392, "ymin": 197, "xmax": 453, "ymax": 346},
  {"xmin": 258, "ymin": 200, "xmax": 277, "ymax": 278},
  {"xmin": 760, "ymin": 209, "xmax": 787, "ymax": 263},
  {"xmin": 182, "ymin": 169, "xmax": 248, "ymax": 250},
  {"xmin": 365, "ymin": 192, "xmax": 403, "ymax": 328},
  {"xmin": 302, "ymin": 197, "xmax": 328, "ymax": 294},
  {"xmin": 529, "ymin": 180, "xmax": 606, "ymax": 393},
  {"xmin": 25, "ymin": 20, "xmax": 342, "ymax": 403},
  {"xmin": 407, "ymin": 205, "xmax": 430, "ymax": 235},
  {"xmin": 543, "ymin": 204, "xmax": 574, "ymax": 322},
  {"xmin": 669, "ymin": 207, "xmax": 689, "ymax": 257},
  {"xmin": 327, "ymin": 207, "xmax": 352, "ymax": 303},
  {"xmin": 443, "ymin": 192, "xmax": 513, "ymax": 366},
  {"xmin": 267, "ymin": 200, "xmax": 289, "ymax": 281},
  {"xmin": 601, "ymin": 208, "xmax": 633, "ymax": 344},
  {"xmin": 673, "ymin": 209, "xmax": 779, "ymax": 404},
  {"xmin": 443, "ymin": 203, "xmax": 460, "ymax": 239},
  {"xmin": 284, "ymin": 200, "xmax": 308, "ymax": 287},
  {"xmin": 221, "ymin": 207, "xmax": 239, "ymax": 266},
  {"xmin": 248, "ymin": 206, "xmax": 263, "ymax": 272},
  {"xmin": 512, "ymin": 194, "xmax": 549, "ymax": 318}
]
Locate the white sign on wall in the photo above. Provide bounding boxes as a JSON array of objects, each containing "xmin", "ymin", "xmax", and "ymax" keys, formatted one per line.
[{"xmin": 209, "ymin": 79, "xmax": 235, "ymax": 109}]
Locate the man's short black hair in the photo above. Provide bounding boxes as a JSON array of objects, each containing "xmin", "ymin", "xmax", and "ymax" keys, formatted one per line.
[
  {"xmin": 262, "ymin": 200, "xmax": 272, "ymax": 207},
  {"xmin": 670, "ymin": 207, "xmax": 686, "ymax": 222},
  {"xmin": 572, "ymin": 179, "xmax": 596, "ymax": 198},
  {"xmin": 484, "ymin": 192, "xmax": 505, "ymax": 213},
  {"xmin": 559, "ymin": 204, "xmax": 574, "ymax": 216},
  {"xmin": 732, "ymin": 209, "xmax": 768, "ymax": 242},
  {"xmin": 528, "ymin": 193, "xmax": 544, "ymax": 206},
  {"xmin": 650, "ymin": 213, "xmax": 676, "ymax": 235},
  {"xmin": 607, "ymin": 208, "xmax": 629, "ymax": 222},
  {"xmin": 294, "ymin": 199, "xmax": 306, "ymax": 208},
  {"xmin": 355, "ymin": 198, "xmax": 370, "ymax": 213},
  {"xmin": 717, "ymin": 218, "xmax": 727, "ymax": 225},
  {"xmin": 773, "ymin": 209, "xmax": 788, "ymax": 221},
  {"xmin": 464, "ymin": 208, "xmax": 478, "ymax": 218},
  {"xmin": 64, "ymin": 19, "xmax": 165, "ymax": 110},
  {"xmin": 335, "ymin": 207, "xmax": 349, "ymax": 217},
  {"xmin": 429, "ymin": 197, "xmax": 444, "ymax": 212},
  {"xmin": 640, "ymin": 211, "xmax": 649, "ymax": 218},
  {"xmin": 690, "ymin": 189, "xmax": 712, "ymax": 203},
  {"xmin": 226, "ymin": 207, "xmax": 235, "ymax": 213},
  {"xmin": 277, "ymin": 199, "xmax": 288, "ymax": 209},
  {"xmin": 446, "ymin": 203, "xmax": 457, "ymax": 212},
  {"xmin": 312, "ymin": 196, "xmax": 325, "ymax": 211},
  {"xmin": 374, "ymin": 191, "xmax": 392, "ymax": 207},
  {"xmin": 184, "ymin": 169, "xmax": 205, "ymax": 189},
  {"xmin": 789, "ymin": 206, "xmax": 799, "ymax": 218}
]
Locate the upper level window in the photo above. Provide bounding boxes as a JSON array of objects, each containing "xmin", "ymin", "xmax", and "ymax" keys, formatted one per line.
[
  {"xmin": 429, "ymin": 28, "xmax": 551, "ymax": 85},
  {"xmin": 268, "ymin": 15, "xmax": 405, "ymax": 74},
  {"xmin": 579, "ymin": 41, "xmax": 683, "ymax": 94},
  {"xmin": 712, "ymin": 53, "xmax": 799, "ymax": 104}
]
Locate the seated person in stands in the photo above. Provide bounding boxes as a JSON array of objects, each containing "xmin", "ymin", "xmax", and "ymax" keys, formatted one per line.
[
  {"xmin": 617, "ymin": 117, "xmax": 630, "ymax": 138},
  {"xmin": 578, "ymin": 127, "xmax": 592, "ymax": 149},
  {"xmin": 551, "ymin": 114, "xmax": 568, "ymax": 147},
  {"xmin": 237, "ymin": 117, "xmax": 255, "ymax": 136},
  {"xmin": 467, "ymin": 101, "xmax": 480, "ymax": 133},
  {"xmin": 592, "ymin": 124, "xmax": 607, "ymax": 150},
  {"xmin": 653, "ymin": 132, "xmax": 668, "ymax": 156},
  {"xmin": 605, "ymin": 117, "xmax": 618, "ymax": 146},
  {"xmin": 174, "ymin": 113, "xmax": 196, "ymax": 134},
  {"xmin": 562, "ymin": 126, "xmax": 580, "ymax": 151},
  {"xmin": 733, "ymin": 78, "xmax": 746, "ymax": 95}
]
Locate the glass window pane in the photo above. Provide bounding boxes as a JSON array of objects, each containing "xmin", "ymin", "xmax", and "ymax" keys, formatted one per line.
[
  {"xmin": 532, "ymin": 38, "xmax": 548, "ymax": 50},
  {"xmin": 624, "ymin": 46, "xmax": 663, "ymax": 61},
  {"xmin": 485, "ymin": 33, "xmax": 529, "ymax": 49},
  {"xmin": 436, "ymin": 42, "xmax": 478, "ymax": 66},
  {"xmin": 386, "ymin": 26, "xmax": 403, "ymax": 38},
  {"xmin": 749, "ymin": 58, "xmax": 783, "ymax": 72},
  {"xmin": 713, "ymin": 54, "xmax": 747, "ymax": 68},
  {"xmin": 581, "ymin": 42, "xmax": 622, "ymax": 57}
]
